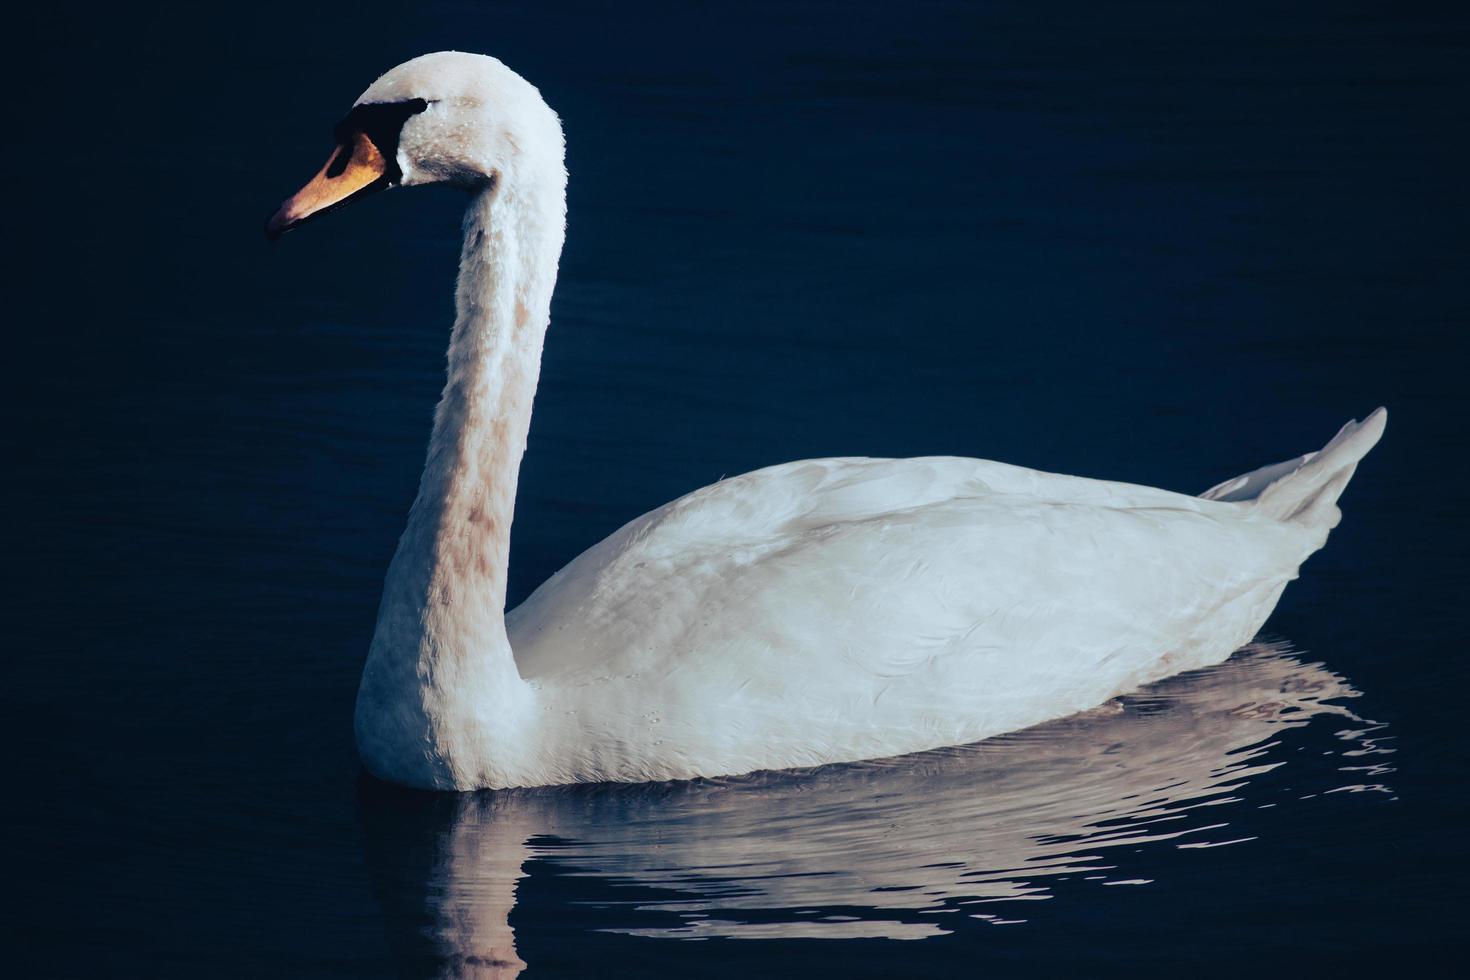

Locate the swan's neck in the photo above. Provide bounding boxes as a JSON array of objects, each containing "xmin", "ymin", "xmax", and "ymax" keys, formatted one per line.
[
  {"xmin": 426, "ymin": 185, "xmax": 560, "ymax": 614},
  {"xmin": 357, "ymin": 174, "xmax": 566, "ymax": 790}
]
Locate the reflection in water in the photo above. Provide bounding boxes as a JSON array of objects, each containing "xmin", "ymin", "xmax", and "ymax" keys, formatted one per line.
[{"xmin": 359, "ymin": 643, "xmax": 1393, "ymax": 976}]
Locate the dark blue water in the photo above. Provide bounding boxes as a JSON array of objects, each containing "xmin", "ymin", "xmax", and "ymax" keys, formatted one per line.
[{"xmin": 8, "ymin": 1, "xmax": 1467, "ymax": 975}]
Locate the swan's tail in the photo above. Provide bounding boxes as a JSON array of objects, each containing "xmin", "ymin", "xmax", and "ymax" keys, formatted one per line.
[{"xmin": 1200, "ymin": 407, "xmax": 1387, "ymax": 527}]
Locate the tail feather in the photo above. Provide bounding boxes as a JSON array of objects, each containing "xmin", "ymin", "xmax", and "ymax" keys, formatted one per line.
[{"xmin": 1200, "ymin": 408, "xmax": 1387, "ymax": 526}]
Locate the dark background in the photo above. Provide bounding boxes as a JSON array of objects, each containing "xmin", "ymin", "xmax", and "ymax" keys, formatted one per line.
[{"xmin": 5, "ymin": 1, "xmax": 1467, "ymax": 975}]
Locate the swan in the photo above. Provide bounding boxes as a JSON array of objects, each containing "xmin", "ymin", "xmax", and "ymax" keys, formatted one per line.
[{"xmin": 267, "ymin": 52, "xmax": 1386, "ymax": 791}]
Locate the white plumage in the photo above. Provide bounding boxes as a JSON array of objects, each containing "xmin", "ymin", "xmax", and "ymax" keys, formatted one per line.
[
  {"xmin": 508, "ymin": 428, "xmax": 1382, "ymax": 785},
  {"xmin": 270, "ymin": 52, "xmax": 1385, "ymax": 791}
]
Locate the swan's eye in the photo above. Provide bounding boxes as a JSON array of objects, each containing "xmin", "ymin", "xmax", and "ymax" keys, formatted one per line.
[{"xmin": 333, "ymin": 98, "xmax": 432, "ymax": 176}]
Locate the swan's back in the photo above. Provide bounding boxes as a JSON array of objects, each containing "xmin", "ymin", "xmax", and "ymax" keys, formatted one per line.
[{"xmin": 501, "ymin": 451, "xmax": 1339, "ymax": 780}]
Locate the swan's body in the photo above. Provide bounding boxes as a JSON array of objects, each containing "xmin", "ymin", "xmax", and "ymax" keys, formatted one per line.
[{"xmin": 268, "ymin": 52, "xmax": 1386, "ymax": 791}]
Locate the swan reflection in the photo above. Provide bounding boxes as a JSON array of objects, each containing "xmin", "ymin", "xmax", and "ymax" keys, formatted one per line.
[{"xmin": 359, "ymin": 643, "xmax": 1392, "ymax": 976}]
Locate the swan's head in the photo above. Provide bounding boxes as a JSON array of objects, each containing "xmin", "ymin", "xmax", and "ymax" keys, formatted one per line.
[{"xmin": 266, "ymin": 51, "xmax": 564, "ymax": 239}]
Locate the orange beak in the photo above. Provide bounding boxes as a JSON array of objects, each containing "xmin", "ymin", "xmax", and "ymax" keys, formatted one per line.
[{"xmin": 266, "ymin": 130, "xmax": 392, "ymax": 240}]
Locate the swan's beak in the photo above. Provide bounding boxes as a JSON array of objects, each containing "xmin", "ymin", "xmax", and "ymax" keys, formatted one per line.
[{"xmin": 266, "ymin": 130, "xmax": 392, "ymax": 240}]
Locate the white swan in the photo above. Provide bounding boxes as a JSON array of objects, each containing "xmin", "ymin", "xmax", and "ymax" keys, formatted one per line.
[{"xmin": 267, "ymin": 52, "xmax": 1386, "ymax": 791}]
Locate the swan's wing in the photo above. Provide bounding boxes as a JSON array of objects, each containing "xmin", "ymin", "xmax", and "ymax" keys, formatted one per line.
[{"xmin": 506, "ymin": 456, "xmax": 1291, "ymax": 688}]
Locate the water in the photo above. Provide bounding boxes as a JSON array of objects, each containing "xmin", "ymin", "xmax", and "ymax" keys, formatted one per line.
[{"xmin": 8, "ymin": 1, "xmax": 1467, "ymax": 975}]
